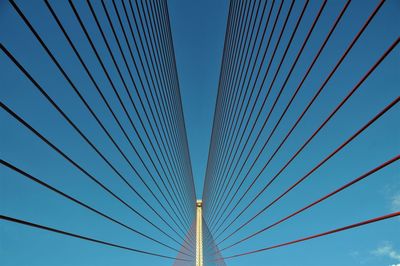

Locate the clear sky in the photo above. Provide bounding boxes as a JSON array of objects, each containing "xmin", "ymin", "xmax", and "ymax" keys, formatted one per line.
[{"xmin": 1, "ymin": 1, "xmax": 399, "ymax": 266}]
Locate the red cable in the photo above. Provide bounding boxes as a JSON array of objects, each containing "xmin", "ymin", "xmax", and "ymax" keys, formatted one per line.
[
  {"xmin": 219, "ymin": 211, "xmax": 400, "ymax": 260},
  {"xmin": 211, "ymin": 0, "xmax": 328, "ymax": 234},
  {"xmin": 218, "ymin": 45, "xmax": 400, "ymax": 243},
  {"xmin": 212, "ymin": 0, "xmax": 352, "ymax": 234},
  {"xmin": 221, "ymin": 154, "xmax": 400, "ymax": 251},
  {"xmin": 214, "ymin": 0, "xmax": 390, "ymax": 241}
]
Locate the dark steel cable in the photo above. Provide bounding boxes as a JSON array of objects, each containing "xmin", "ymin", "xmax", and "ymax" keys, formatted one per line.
[
  {"xmin": 208, "ymin": 0, "xmax": 268, "ymax": 207},
  {"xmin": 131, "ymin": 0, "xmax": 196, "ymax": 225},
  {"xmin": 0, "ymin": 99, "xmax": 190, "ymax": 251},
  {"xmin": 203, "ymin": 0, "xmax": 269, "ymax": 212},
  {"xmin": 147, "ymin": 0, "xmax": 196, "ymax": 235},
  {"xmin": 208, "ymin": 0, "xmax": 288, "ymax": 228},
  {"xmin": 124, "ymin": 0, "xmax": 195, "ymax": 212},
  {"xmin": 212, "ymin": 0, "xmax": 332, "ymax": 235},
  {"xmin": 211, "ymin": 0, "xmax": 301, "ymax": 229},
  {"xmin": 0, "ymin": 215, "xmax": 190, "ymax": 261},
  {"xmin": 0, "ymin": 159, "xmax": 193, "ymax": 258},
  {"xmin": 89, "ymin": 0, "xmax": 191, "ymax": 232},
  {"xmin": 214, "ymin": 0, "xmax": 388, "ymax": 240},
  {"xmin": 208, "ymin": 0, "xmax": 265, "ymax": 204},
  {"xmin": 110, "ymin": 0, "xmax": 193, "ymax": 222},
  {"xmin": 206, "ymin": 0, "xmax": 278, "ymax": 219},
  {"xmin": 207, "ymin": 0, "xmax": 259, "ymax": 214},
  {"xmin": 82, "ymin": 0, "xmax": 195, "ymax": 243},
  {"xmin": 213, "ymin": 0, "xmax": 320, "ymax": 234},
  {"xmin": 203, "ymin": 0, "xmax": 241, "ymax": 215},
  {"xmin": 7, "ymin": 0, "xmax": 191, "ymax": 246},
  {"xmin": 144, "ymin": 0, "xmax": 195, "ymax": 222},
  {"xmin": 204, "ymin": 0, "xmax": 250, "ymax": 218},
  {"xmin": 163, "ymin": 0, "xmax": 198, "ymax": 214},
  {"xmin": 202, "ymin": 0, "xmax": 234, "ymax": 205},
  {"xmin": 154, "ymin": 10, "xmax": 197, "ymax": 232},
  {"xmin": 217, "ymin": 37, "xmax": 399, "ymax": 243},
  {"xmin": 43, "ymin": 0, "xmax": 194, "ymax": 241}
]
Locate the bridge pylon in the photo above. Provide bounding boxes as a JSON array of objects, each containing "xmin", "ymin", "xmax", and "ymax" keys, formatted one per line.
[{"xmin": 196, "ymin": 200, "xmax": 203, "ymax": 266}]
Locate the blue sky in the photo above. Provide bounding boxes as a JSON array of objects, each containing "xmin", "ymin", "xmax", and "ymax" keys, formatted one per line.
[{"xmin": 1, "ymin": 1, "xmax": 399, "ymax": 266}]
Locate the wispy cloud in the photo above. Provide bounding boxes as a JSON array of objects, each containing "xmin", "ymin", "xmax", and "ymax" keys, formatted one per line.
[
  {"xmin": 391, "ymin": 194, "xmax": 400, "ymax": 212},
  {"xmin": 372, "ymin": 242, "xmax": 400, "ymax": 262}
]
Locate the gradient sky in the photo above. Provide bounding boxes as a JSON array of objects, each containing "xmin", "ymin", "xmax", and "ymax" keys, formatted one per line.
[{"xmin": 1, "ymin": 1, "xmax": 399, "ymax": 266}]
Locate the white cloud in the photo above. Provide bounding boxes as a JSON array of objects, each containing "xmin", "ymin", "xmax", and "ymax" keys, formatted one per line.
[
  {"xmin": 372, "ymin": 242, "xmax": 400, "ymax": 262},
  {"xmin": 390, "ymin": 264, "xmax": 400, "ymax": 266},
  {"xmin": 391, "ymin": 194, "xmax": 400, "ymax": 211}
]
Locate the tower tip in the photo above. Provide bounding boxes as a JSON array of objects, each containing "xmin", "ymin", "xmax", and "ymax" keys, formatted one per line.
[{"xmin": 196, "ymin": 199, "xmax": 202, "ymax": 207}]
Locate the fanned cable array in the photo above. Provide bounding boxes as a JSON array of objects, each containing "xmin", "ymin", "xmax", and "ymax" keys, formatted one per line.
[
  {"xmin": 202, "ymin": 0, "xmax": 399, "ymax": 262},
  {"xmin": 1, "ymin": 0, "xmax": 399, "ymax": 266},
  {"xmin": 1, "ymin": 0, "xmax": 196, "ymax": 264}
]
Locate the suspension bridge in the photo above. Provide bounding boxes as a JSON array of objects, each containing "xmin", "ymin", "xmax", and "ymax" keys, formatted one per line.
[{"xmin": 1, "ymin": 0, "xmax": 399, "ymax": 265}]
